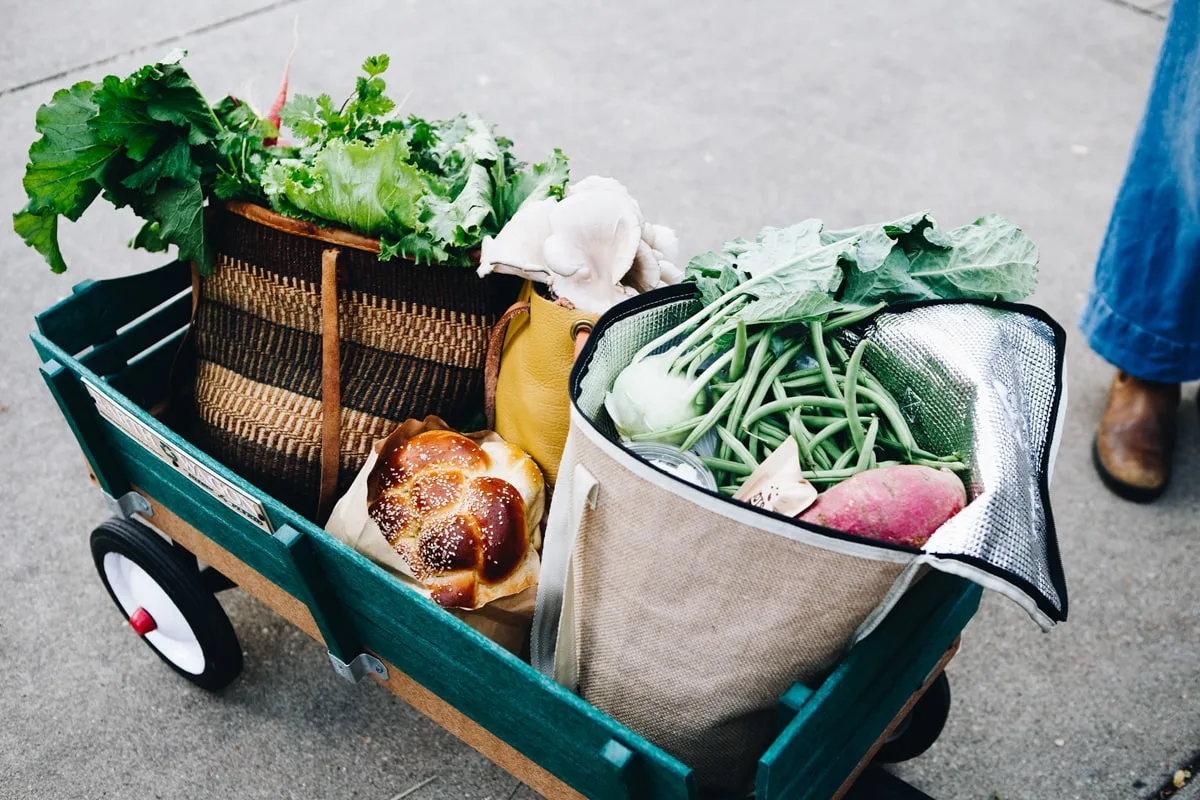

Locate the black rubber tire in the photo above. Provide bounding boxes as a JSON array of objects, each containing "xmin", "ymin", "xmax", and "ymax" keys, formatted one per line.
[
  {"xmin": 90, "ymin": 517, "xmax": 243, "ymax": 691},
  {"xmin": 874, "ymin": 672, "xmax": 952, "ymax": 764}
]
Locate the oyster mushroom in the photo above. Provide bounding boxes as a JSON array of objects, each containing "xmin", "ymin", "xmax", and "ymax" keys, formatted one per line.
[
  {"xmin": 477, "ymin": 175, "xmax": 681, "ymax": 314},
  {"xmin": 541, "ymin": 188, "xmax": 643, "ymax": 314}
]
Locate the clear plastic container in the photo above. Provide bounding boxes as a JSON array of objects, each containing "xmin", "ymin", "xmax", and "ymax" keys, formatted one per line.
[{"xmin": 625, "ymin": 442, "xmax": 719, "ymax": 492}]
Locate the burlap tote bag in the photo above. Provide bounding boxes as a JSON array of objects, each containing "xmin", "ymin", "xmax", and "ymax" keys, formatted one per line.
[
  {"xmin": 531, "ymin": 285, "xmax": 1068, "ymax": 794},
  {"xmin": 186, "ymin": 202, "xmax": 519, "ymax": 520}
]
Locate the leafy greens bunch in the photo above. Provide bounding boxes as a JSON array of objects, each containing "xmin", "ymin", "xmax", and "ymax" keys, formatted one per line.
[
  {"xmin": 14, "ymin": 51, "xmax": 569, "ymax": 273},
  {"xmin": 605, "ymin": 211, "xmax": 1039, "ymax": 492},
  {"xmin": 263, "ymin": 53, "xmax": 568, "ymax": 266},
  {"xmin": 13, "ymin": 50, "xmax": 280, "ymax": 273}
]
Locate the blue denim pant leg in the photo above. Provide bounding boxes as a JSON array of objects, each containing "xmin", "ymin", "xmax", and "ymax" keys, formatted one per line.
[{"xmin": 1081, "ymin": 0, "xmax": 1200, "ymax": 382}]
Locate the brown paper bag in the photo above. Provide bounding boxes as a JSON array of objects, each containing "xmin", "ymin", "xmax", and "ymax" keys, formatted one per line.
[{"xmin": 325, "ymin": 416, "xmax": 538, "ymax": 656}]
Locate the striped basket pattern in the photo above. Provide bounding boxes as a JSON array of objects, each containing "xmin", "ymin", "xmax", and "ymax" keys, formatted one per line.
[{"xmin": 189, "ymin": 203, "xmax": 517, "ymax": 519}]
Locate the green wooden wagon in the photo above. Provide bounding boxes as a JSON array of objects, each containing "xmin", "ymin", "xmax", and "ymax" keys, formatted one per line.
[{"xmin": 31, "ymin": 259, "xmax": 981, "ymax": 800}]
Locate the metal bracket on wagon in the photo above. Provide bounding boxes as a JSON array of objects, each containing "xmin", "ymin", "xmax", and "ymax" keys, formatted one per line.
[
  {"xmin": 328, "ymin": 651, "xmax": 388, "ymax": 683},
  {"xmin": 105, "ymin": 490, "xmax": 152, "ymax": 520}
]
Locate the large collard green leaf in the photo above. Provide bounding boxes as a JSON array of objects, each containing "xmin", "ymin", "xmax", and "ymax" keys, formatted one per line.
[
  {"xmin": 119, "ymin": 138, "xmax": 198, "ymax": 192},
  {"xmin": 737, "ymin": 240, "xmax": 845, "ymax": 323},
  {"xmin": 906, "ymin": 214, "xmax": 1038, "ymax": 301},
  {"xmin": 738, "ymin": 219, "xmax": 824, "ymax": 278},
  {"xmin": 262, "ymin": 132, "xmax": 427, "ymax": 237},
  {"xmin": 839, "ymin": 246, "xmax": 937, "ymax": 308},
  {"xmin": 18, "ymin": 81, "xmax": 115, "ymax": 218},
  {"xmin": 90, "ymin": 56, "xmax": 219, "ymax": 159},
  {"xmin": 12, "ymin": 209, "xmax": 67, "ymax": 273},
  {"xmin": 730, "ymin": 219, "xmax": 847, "ymax": 322},
  {"xmin": 150, "ymin": 179, "xmax": 209, "ymax": 266},
  {"xmin": 738, "ymin": 289, "xmax": 841, "ymax": 324},
  {"xmin": 13, "ymin": 80, "xmax": 118, "ymax": 273},
  {"xmin": 683, "ymin": 250, "xmax": 738, "ymax": 306}
]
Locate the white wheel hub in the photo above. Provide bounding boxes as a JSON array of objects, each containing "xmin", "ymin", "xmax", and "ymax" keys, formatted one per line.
[{"xmin": 102, "ymin": 552, "xmax": 206, "ymax": 675}]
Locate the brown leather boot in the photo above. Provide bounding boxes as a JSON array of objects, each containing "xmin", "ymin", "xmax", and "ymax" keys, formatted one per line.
[{"xmin": 1093, "ymin": 371, "xmax": 1180, "ymax": 502}]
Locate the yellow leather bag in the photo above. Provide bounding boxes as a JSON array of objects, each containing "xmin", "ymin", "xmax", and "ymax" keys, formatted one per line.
[{"xmin": 485, "ymin": 282, "xmax": 597, "ymax": 486}]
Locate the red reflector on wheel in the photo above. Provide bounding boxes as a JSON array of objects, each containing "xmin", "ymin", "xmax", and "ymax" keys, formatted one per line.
[{"xmin": 129, "ymin": 607, "xmax": 157, "ymax": 635}]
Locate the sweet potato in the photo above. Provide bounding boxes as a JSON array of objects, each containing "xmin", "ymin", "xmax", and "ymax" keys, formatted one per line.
[{"xmin": 797, "ymin": 464, "xmax": 966, "ymax": 548}]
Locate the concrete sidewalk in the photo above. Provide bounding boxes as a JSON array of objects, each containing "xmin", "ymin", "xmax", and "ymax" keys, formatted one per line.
[{"xmin": 1, "ymin": 1, "xmax": 1196, "ymax": 798}]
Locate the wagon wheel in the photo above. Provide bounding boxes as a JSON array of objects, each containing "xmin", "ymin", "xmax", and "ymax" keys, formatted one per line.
[
  {"xmin": 90, "ymin": 517, "xmax": 243, "ymax": 691},
  {"xmin": 873, "ymin": 672, "xmax": 952, "ymax": 764}
]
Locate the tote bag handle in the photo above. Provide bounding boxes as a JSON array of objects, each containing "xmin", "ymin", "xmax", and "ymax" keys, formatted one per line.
[{"xmin": 531, "ymin": 461, "xmax": 599, "ymax": 678}]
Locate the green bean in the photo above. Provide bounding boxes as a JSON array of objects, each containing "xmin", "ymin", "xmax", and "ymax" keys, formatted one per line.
[
  {"xmin": 681, "ymin": 317, "xmax": 745, "ymax": 378},
  {"xmin": 678, "ymin": 379, "xmax": 743, "ymax": 451},
  {"xmin": 780, "ymin": 373, "xmax": 828, "ymax": 392},
  {"xmin": 831, "ymin": 448, "xmax": 856, "ymax": 471},
  {"xmin": 876, "ymin": 434, "xmax": 960, "ymax": 463},
  {"xmin": 686, "ymin": 329, "xmax": 766, "ymax": 400},
  {"xmin": 743, "ymin": 395, "xmax": 860, "ymax": 428},
  {"xmin": 718, "ymin": 485, "xmax": 739, "ymax": 496},
  {"xmin": 743, "ymin": 341, "xmax": 805, "ymax": 428},
  {"xmin": 786, "ymin": 411, "xmax": 818, "ymax": 470},
  {"xmin": 790, "ymin": 411, "xmax": 834, "ymax": 470},
  {"xmin": 748, "ymin": 426, "xmax": 787, "ymax": 450},
  {"xmin": 801, "ymin": 466, "xmax": 858, "ymax": 482},
  {"xmin": 729, "ymin": 318, "xmax": 748, "ymax": 381},
  {"xmin": 717, "ymin": 425, "xmax": 759, "ymax": 468},
  {"xmin": 755, "ymin": 418, "xmax": 789, "ymax": 440},
  {"xmin": 855, "ymin": 417, "xmax": 880, "ymax": 473},
  {"xmin": 854, "ymin": 384, "xmax": 916, "ymax": 456},
  {"xmin": 817, "ymin": 438, "xmax": 843, "ymax": 463},
  {"xmin": 824, "ymin": 302, "xmax": 887, "ymax": 333},
  {"xmin": 844, "ymin": 338, "xmax": 870, "ymax": 455},
  {"xmin": 779, "ymin": 366, "xmax": 823, "ymax": 382},
  {"xmin": 809, "ymin": 321, "xmax": 843, "ymax": 400},
  {"xmin": 771, "ymin": 378, "xmax": 788, "ymax": 404},
  {"xmin": 726, "ymin": 327, "xmax": 776, "ymax": 437},
  {"xmin": 809, "ymin": 417, "xmax": 849, "ymax": 448},
  {"xmin": 909, "ymin": 457, "xmax": 969, "ymax": 472},
  {"xmin": 828, "ymin": 336, "xmax": 850, "ymax": 366},
  {"xmin": 831, "ymin": 337, "xmax": 893, "ymax": 396},
  {"xmin": 700, "ymin": 456, "xmax": 753, "ymax": 476}
]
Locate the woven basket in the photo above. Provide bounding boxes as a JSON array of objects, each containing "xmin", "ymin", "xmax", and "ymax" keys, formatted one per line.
[{"xmin": 187, "ymin": 202, "xmax": 518, "ymax": 520}]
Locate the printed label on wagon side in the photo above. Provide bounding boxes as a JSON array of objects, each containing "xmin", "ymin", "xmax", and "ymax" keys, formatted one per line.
[{"xmin": 81, "ymin": 377, "xmax": 274, "ymax": 533}]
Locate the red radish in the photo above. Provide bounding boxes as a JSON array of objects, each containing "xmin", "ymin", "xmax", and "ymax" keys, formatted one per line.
[
  {"xmin": 264, "ymin": 20, "xmax": 299, "ymax": 145},
  {"xmin": 797, "ymin": 465, "xmax": 966, "ymax": 548}
]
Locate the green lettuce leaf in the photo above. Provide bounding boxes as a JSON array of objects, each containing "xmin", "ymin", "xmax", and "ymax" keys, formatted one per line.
[
  {"xmin": 491, "ymin": 147, "xmax": 569, "ymax": 226},
  {"xmin": 421, "ymin": 162, "xmax": 493, "ymax": 248},
  {"xmin": 262, "ymin": 132, "xmax": 426, "ymax": 237}
]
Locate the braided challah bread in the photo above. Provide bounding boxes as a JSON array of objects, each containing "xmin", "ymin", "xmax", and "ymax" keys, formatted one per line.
[{"xmin": 367, "ymin": 430, "xmax": 545, "ymax": 609}]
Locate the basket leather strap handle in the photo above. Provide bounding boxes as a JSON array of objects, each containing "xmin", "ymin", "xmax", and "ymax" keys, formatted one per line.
[
  {"xmin": 317, "ymin": 247, "xmax": 343, "ymax": 523},
  {"xmin": 483, "ymin": 300, "xmax": 530, "ymax": 429}
]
